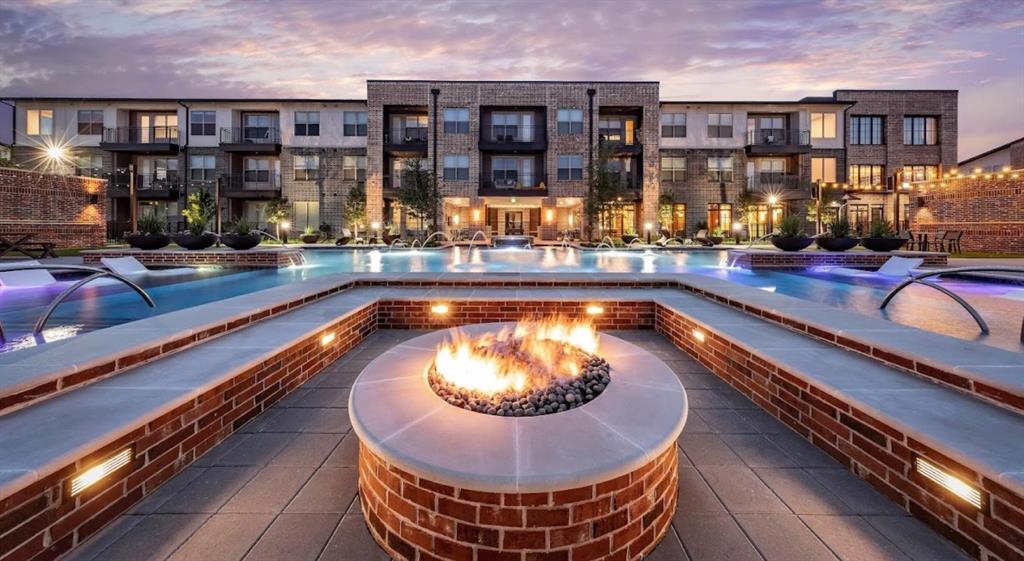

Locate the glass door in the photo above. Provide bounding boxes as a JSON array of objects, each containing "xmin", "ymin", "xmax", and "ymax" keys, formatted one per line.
[{"xmin": 505, "ymin": 211, "xmax": 524, "ymax": 235}]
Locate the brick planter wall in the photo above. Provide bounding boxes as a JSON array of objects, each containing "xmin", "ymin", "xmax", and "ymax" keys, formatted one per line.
[
  {"xmin": 910, "ymin": 173, "xmax": 1024, "ymax": 254},
  {"xmin": 0, "ymin": 305, "xmax": 376, "ymax": 561},
  {"xmin": 378, "ymin": 300, "xmax": 655, "ymax": 331},
  {"xmin": 655, "ymin": 304, "xmax": 1023, "ymax": 561},
  {"xmin": 81, "ymin": 247, "xmax": 305, "ymax": 269},
  {"xmin": 726, "ymin": 249, "xmax": 947, "ymax": 270},
  {"xmin": 359, "ymin": 444, "xmax": 677, "ymax": 561},
  {"xmin": 0, "ymin": 168, "xmax": 106, "ymax": 248}
]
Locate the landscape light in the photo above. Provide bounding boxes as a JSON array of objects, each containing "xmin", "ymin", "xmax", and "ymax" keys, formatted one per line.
[
  {"xmin": 70, "ymin": 448, "xmax": 132, "ymax": 496},
  {"xmin": 46, "ymin": 144, "xmax": 67, "ymax": 162},
  {"xmin": 914, "ymin": 456, "xmax": 984, "ymax": 509},
  {"xmin": 371, "ymin": 221, "xmax": 380, "ymax": 231},
  {"xmin": 281, "ymin": 220, "xmax": 291, "ymax": 230},
  {"xmin": 767, "ymin": 195, "xmax": 779, "ymax": 205},
  {"xmin": 691, "ymin": 329, "xmax": 706, "ymax": 343},
  {"xmin": 320, "ymin": 332, "xmax": 336, "ymax": 347}
]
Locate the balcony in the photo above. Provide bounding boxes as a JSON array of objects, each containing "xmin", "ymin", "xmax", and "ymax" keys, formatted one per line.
[
  {"xmin": 384, "ymin": 127, "xmax": 428, "ymax": 154},
  {"xmin": 219, "ymin": 127, "xmax": 282, "ymax": 153},
  {"xmin": 479, "ymin": 125, "xmax": 546, "ymax": 152},
  {"xmin": 100, "ymin": 127, "xmax": 180, "ymax": 154},
  {"xmin": 744, "ymin": 129, "xmax": 811, "ymax": 155},
  {"xmin": 479, "ymin": 174, "xmax": 548, "ymax": 197},
  {"xmin": 224, "ymin": 173, "xmax": 282, "ymax": 199},
  {"xmin": 745, "ymin": 173, "xmax": 808, "ymax": 193},
  {"xmin": 598, "ymin": 131, "xmax": 642, "ymax": 155},
  {"xmin": 107, "ymin": 175, "xmax": 181, "ymax": 199}
]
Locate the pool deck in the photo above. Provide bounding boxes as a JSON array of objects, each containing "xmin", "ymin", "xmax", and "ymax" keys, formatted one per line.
[{"xmin": 58, "ymin": 330, "xmax": 970, "ymax": 561}]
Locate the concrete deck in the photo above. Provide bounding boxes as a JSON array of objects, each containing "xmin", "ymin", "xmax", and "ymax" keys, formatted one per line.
[{"xmin": 61, "ymin": 330, "xmax": 970, "ymax": 561}]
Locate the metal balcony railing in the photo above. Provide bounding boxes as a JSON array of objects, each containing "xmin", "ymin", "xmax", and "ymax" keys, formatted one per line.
[
  {"xmin": 226, "ymin": 173, "xmax": 282, "ymax": 191},
  {"xmin": 220, "ymin": 127, "xmax": 281, "ymax": 144},
  {"xmin": 102, "ymin": 126, "xmax": 180, "ymax": 144},
  {"xmin": 598, "ymin": 130, "xmax": 641, "ymax": 146},
  {"xmin": 486, "ymin": 125, "xmax": 538, "ymax": 143},
  {"xmin": 746, "ymin": 174, "xmax": 804, "ymax": 191},
  {"xmin": 386, "ymin": 127, "xmax": 428, "ymax": 144},
  {"xmin": 745, "ymin": 128, "xmax": 810, "ymax": 147},
  {"xmin": 484, "ymin": 174, "xmax": 543, "ymax": 190}
]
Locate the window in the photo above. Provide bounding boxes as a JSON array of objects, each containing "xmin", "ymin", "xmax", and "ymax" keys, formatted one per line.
[
  {"xmin": 75, "ymin": 154, "xmax": 103, "ymax": 177},
  {"xmin": 671, "ymin": 204, "xmax": 687, "ymax": 235},
  {"xmin": 139, "ymin": 158, "xmax": 179, "ymax": 186},
  {"xmin": 294, "ymin": 111, "xmax": 320, "ymax": 136},
  {"xmin": 557, "ymin": 109, "xmax": 584, "ymax": 134},
  {"xmin": 811, "ymin": 157, "xmax": 837, "ymax": 183},
  {"xmin": 758, "ymin": 159, "xmax": 786, "ymax": 183},
  {"xmin": 707, "ymin": 156, "xmax": 733, "ymax": 182},
  {"xmin": 342, "ymin": 156, "xmax": 366, "ymax": 181},
  {"xmin": 660, "ymin": 113, "xmax": 686, "ymax": 138},
  {"xmin": 902, "ymin": 165, "xmax": 939, "ymax": 182},
  {"xmin": 707, "ymin": 113, "xmax": 733, "ymax": 138},
  {"xmin": 443, "ymin": 108, "xmax": 470, "ymax": 134},
  {"xmin": 707, "ymin": 203, "xmax": 732, "ymax": 233},
  {"xmin": 810, "ymin": 112, "xmax": 836, "ymax": 139},
  {"xmin": 557, "ymin": 154, "xmax": 583, "ymax": 180},
  {"xmin": 243, "ymin": 114, "xmax": 271, "ymax": 141},
  {"xmin": 293, "ymin": 155, "xmax": 319, "ymax": 180},
  {"xmin": 190, "ymin": 155, "xmax": 216, "ymax": 181},
  {"xmin": 660, "ymin": 156, "xmax": 686, "ymax": 181},
  {"xmin": 77, "ymin": 110, "xmax": 104, "ymax": 135},
  {"xmin": 849, "ymin": 164, "xmax": 884, "ymax": 188},
  {"xmin": 392, "ymin": 115, "xmax": 428, "ymax": 141},
  {"xmin": 344, "ymin": 112, "xmax": 367, "ymax": 136},
  {"xmin": 903, "ymin": 116, "xmax": 937, "ymax": 145},
  {"xmin": 244, "ymin": 158, "xmax": 271, "ymax": 183},
  {"xmin": 26, "ymin": 109, "xmax": 53, "ymax": 136},
  {"xmin": 292, "ymin": 201, "xmax": 320, "ymax": 232},
  {"xmin": 190, "ymin": 111, "xmax": 216, "ymax": 136},
  {"xmin": 850, "ymin": 116, "xmax": 883, "ymax": 145},
  {"xmin": 491, "ymin": 157, "xmax": 534, "ymax": 187},
  {"xmin": 598, "ymin": 118, "xmax": 623, "ymax": 142},
  {"xmin": 443, "ymin": 155, "xmax": 470, "ymax": 180}
]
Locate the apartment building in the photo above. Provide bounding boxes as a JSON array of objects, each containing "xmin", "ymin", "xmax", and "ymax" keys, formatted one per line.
[{"xmin": 7, "ymin": 85, "xmax": 957, "ymax": 240}]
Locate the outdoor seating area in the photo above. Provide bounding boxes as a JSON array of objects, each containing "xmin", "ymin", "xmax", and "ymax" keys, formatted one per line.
[{"xmin": 0, "ymin": 232, "xmax": 58, "ymax": 259}]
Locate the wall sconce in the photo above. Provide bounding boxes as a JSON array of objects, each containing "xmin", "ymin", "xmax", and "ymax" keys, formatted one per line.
[
  {"xmin": 431, "ymin": 303, "xmax": 450, "ymax": 315},
  {"xmin": 585, "ymin": 305, "xmax": 604, "ymax": 315},
  {"xmin": 472, "ymin": 209, "xmax": 481, "ymax": 222},
  {"xmin": 320, "ymin": 332, "xmax": 336, "ymax": 347},
  {"xmin": 88, "ymin": 194, "xmax": 99, "ymax": 205},
  {"xmin": 546, "ymin": 209, "xmax": 554, "ymax": 223}
]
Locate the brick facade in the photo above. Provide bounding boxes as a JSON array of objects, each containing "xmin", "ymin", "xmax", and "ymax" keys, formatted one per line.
[
  {"xmin": 0, "ymin": 167, "xmax": 106, "ymax": 248},
  {"xmin": 910, "ymin": 173, "xmax": 1024, "ymax": 254},
  {"xmin": 359, "ymin": 443, "xmax": 677, "ymax": 561}
]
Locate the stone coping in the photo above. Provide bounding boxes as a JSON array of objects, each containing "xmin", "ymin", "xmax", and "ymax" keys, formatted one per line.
[
  {"xmin": 80, "ymin": 246, "xmax": 305, "ymax": 269},
  {"xmin": 726, "ymin": 248, "xmax": 949, "ymax": 270},
  {"xmin": 348, "ymin": 324, "xmax": 688, "ymax": 493}
]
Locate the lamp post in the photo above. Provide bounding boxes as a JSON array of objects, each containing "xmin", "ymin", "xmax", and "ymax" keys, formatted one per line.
[
  {"xmin": 732, "ymin": 222, "xmax": 743, "ymax": 244},
  {"xmin": 128, "ymin": 163, "xmax": 137, "ymax": 234},
  {"xmin": 281, "ymin": 220, "xmax": 290, "ymax": 245},
  {"xmin": 644, "ymin": 221, "xmax": 653, "ymax": 244},
  {"xmin": 371, "ymin": 220, "xmax": 381, "ymax": 244},
  {"xmin": 766, "ymin": 194, "xmax": 779, "ymax": 235}
]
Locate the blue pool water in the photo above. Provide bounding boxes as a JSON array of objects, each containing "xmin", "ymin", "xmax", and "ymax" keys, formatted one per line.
[{"xmin": 1, "ymin": 247, "xmax": 1021, "ymax": 353}]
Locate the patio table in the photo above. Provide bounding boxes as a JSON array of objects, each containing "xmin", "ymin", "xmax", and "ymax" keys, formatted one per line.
[{"xmin": 0, "ymin": 233, "xmax": 58, "ymax": 259}]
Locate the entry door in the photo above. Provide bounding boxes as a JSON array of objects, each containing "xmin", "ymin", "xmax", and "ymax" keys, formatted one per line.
[{"xmin": 505, "ymin": 211, "xmax": 524, "ymax": 234}]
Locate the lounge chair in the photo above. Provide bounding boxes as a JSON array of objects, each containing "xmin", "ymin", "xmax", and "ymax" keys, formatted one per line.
[
  {"xmin": 0, "ymin": 260, "xmax": 58, "ymax": 288},
  {"xmin": 100, "ymin": 256, "xmax": 193, "ymax": 277},
  {"xmin": 692, "ymin": 229, "xmax": 716, "ymax": 247},
  {"xmin": 335, "ymin": 228, "xmax": 353, "ymax": 246},
  {"xmin": 827, "ymin": 256, "xmax": 924, "ymax": 278}
]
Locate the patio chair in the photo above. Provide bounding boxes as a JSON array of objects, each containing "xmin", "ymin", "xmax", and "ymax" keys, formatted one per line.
[
  {"xmin": 100, "ymin": 256, "xmax": 193, "ymax": 277},
  {"xmin": 692, "ymin": 229, "xmax": 715, "ymax": 247},
  {"xmin": 335, "ymin": 228, "xmax": 353, "ymax": 246},
  {"xmin": 0, "ymin": 260, "xmax": 58, "ymax": 288},
  {"xmin": 948, "ymin": 231, "xmax": 963, "ymax": 254},
  {"xmin": 931, "ymin": 231, "xmax": 947, "ymax": 252}
]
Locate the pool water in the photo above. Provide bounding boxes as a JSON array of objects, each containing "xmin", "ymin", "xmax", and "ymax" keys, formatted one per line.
[{"xmin": 1, "ymin": 247, "xmax": 1021, "ymax": 353}]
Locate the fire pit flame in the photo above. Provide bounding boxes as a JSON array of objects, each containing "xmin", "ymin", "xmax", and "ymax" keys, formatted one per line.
[{"xmin": 430, "ymin": 317, "xmax": 610, "ymax": 416}]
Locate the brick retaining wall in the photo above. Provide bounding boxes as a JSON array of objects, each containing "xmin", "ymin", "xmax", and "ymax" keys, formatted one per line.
[
  {"xmin": 910, "ymin": 173, "xmax": 1024, "ymax": 254},
  {"xmin": 360, "ymin": 444, "xmax": 677, "ymax": 561},
  {"xmin": 726, "ymin": 249, "xmax": 948, "ymax": 270},
  {"xmin": 0, "ymin": 305, "xmax": 376, "ymax": 561},
  {"xmin": 656, "ymin": 304, "xmax": 1023, "ymax": 561},
  {"xmin": 80, "ymin": 248, "xmax": 305, "ymax": 268},
  {"xmin": 0, "ymin": 168, "xmax": 106, "ymax": 249}
]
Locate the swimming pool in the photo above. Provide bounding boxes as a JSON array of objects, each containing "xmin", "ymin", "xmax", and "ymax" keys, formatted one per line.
[{"xmin": 1, "ymin": 247, "xmax": 1021, "ymax": 353}]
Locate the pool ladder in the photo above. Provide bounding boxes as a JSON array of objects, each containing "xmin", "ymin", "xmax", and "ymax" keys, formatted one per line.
[
  {"xmin": 0, "ymin": 264, "xmax": 155, "ymax": 341},
  {"xmin": 880, "ymin": 266, "xmax": 1024, "ymax": 342}
]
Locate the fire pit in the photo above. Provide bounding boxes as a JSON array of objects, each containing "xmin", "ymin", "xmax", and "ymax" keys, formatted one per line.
[{"xmin": 349, "ymin": 320, "xmax": 688, "ymax": 561}]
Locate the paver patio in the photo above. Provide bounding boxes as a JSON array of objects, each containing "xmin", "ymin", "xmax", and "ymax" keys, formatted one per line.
[{"xmin": 61, "ymin": 330, "xmax": 972, "ymax": 561}]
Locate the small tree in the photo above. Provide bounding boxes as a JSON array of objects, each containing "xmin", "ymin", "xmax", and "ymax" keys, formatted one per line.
[
  {"xmin": 264, "ymin": 197, "xmax": 290, "ymax": 240},
  {"xmin": 735, "ymin": 191, "xmax": 758, "ymax": 241},
  {"xmin": 397, "ymin": 158, "xmax": 440, "ymax": 235},
  {"xmin": 343, "ymin": 183, "xmax": 367, "ymax": 240},
  {"xmin": 584, "ymin": 147, "xmax": 623, "ymax": 240},
  {"xmin": 181, "ymin": 190, "xmax": 215, "ymax": 235},
  {"xmin": 806, "ymin": 184, "xmax": 841, "ymax": 233},
  {"xmin": 658, "ymin": 194, "xmax": 674, "ymax": 233}
]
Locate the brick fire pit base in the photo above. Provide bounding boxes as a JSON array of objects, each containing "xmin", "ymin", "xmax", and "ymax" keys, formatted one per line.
[{"xmin": 349, "ymin": 325, "xmax": 687, "ymax": 560}]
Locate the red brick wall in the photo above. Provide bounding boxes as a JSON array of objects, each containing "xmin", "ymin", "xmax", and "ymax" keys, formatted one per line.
[
  {"xmin": 910, "ymin": 173, "xmax": 1024, "ymax": 254},
  {"xmin": 0, "ymin": 168, "xmax": 107, "ymax": 248},
  {"xmin": 0, "ymin": 304, "xmax": 376, "ymax": 561},
  {"xmin": 360, "ymin": 444, "xmax": 677, "ymax": 561},
  {"xmin": 377, "ymin": 300, "xmax": 655, "ymax": 331},
  {"xmin": 656, "ymin": 304, "xmax": 1023, "ymax": 561}
]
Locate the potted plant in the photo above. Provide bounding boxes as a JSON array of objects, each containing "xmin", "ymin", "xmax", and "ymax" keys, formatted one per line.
[
  {"xmin": 174, "ymin": 190, "xmax": 217, "ymax": 250},
  {"xmin": 861, "ymin": 221, "xmax": 908, "ymax": 252},
  {"xmin": 221, "ymin": 217, "xmax": 262, "ymax": 250},
  {"xmin": 126, "ymin": 214, "xmax": 171, "ymax": 250},
  {"xmin": 709, "ymin": 227, "xmax": 725, "ymax": 245},
  {"xmin": 815, "ymin": 217, "xmax": 859, "ymax": 252},
  {"xmin": 300, "ymin": 225, "xmax": 320, "ymax": 244},
  {"xmin": 770, "ymin": 215, "xmax": 813, "ymax": 252}
]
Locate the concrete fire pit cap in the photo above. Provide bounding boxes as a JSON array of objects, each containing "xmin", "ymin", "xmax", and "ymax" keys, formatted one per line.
[{"xmin": 349, "ymin": 323, "xmax": 688, "ymax": 493}]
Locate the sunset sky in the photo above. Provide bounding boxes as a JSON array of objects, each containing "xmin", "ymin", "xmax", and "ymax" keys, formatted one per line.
[{"xmin": 1, "ymin": 0, "xmax": 1022, "ymax": 160}]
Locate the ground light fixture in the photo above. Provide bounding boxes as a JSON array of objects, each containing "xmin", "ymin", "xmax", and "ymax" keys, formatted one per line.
[
  {"xmin": 320, "ymin": 332, "xmax": 336, "ymax": 347},
  {"xmin": 430, "ymin": 303, "xmax": 450, "ymax": 315},
  {"xmin": 692, "ymin": 329, "xmax": 706, "ymax": 343},
  {"xmin": 585, "ymin": 305, "xmax": 604, "ymax": 315},
  {"xmin": 69, "ymin": 448, "xmax": 132, "ymax": 496},
  {"xmin": 914, "ymin": 456, "xmax": 985, "ymax": 510}
]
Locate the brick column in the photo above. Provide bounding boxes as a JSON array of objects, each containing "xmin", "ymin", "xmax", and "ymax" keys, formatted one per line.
[{"xmin": 539, "ymin": 197, "xmax": 558, "ymax": 240}]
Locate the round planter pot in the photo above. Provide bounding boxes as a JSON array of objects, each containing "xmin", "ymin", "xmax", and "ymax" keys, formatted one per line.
[
  {"xmin": 771, "ymin": 236, "xmax": 814, "ymax": 252},
  {"xmin": 173, "ymin": 233, "xmax": 217, "ymax": 251},
  {"xmin": 125, "ymin": 233, "xmax": 171, "ymax": 251},
  {"xmin": 860, "ymin": 237, "xmax": 908, "ymax": 252},
  {"xmin": 815, "ymin": 237, "xmax": 861, "ymax": 252},
  {"xmin": 709, "ymin": 236, "xmax": 725, "ymax": 245},
  {"xmin": 221, "ymin": 233, "xmax": 262, "ymax": 250},
  {"xmin": 300, "ymin": 234, "xmax": 321, "ymax": 244}
]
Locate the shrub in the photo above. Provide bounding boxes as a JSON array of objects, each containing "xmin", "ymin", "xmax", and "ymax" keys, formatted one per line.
[
  {"xmin": 777, "ymin": 215, "xmax": 804, "ymax": 238},
  {"xmin": 827, "ymin": 217, "xmax": 851, "ymax": 238},
  {"xmin": 225, "ymin": 216, "xmax": 255, "ymax": 236},
  {"xmin": 136, "ymin": 214, "xmax": 165, "ymax": 235},
  {"xmin": 868, "ymin": 220, "xmax": 896, "ymax": 238},
  {"xmin": 181, "ymin": 190, "xmax": 215, "ymax": 235}
]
